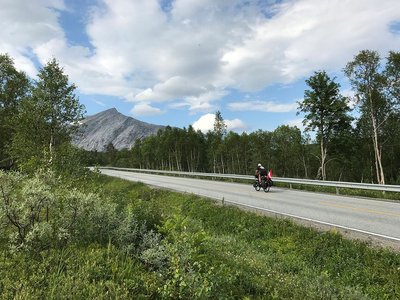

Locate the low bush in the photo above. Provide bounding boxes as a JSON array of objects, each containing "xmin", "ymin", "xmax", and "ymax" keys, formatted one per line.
[
  {"xmin": 1, "ymin": 172, "xmax": 399, "ymax": 299},
  {"xmin": 0, "ymin": 170, "xmax": 119, "ymax": 252}
]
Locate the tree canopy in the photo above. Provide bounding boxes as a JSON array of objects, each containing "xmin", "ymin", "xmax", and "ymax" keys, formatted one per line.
[
  {"xmin": 0, "ymin": 54, "xmax": 29, "ymax": 168},
  {"xmin": 7, "ymin": 58, "xmax": 85, "ymax": 172},
  {"xmin": 298, "ymin": 71, "xmax": 352, "ymax": 180}
]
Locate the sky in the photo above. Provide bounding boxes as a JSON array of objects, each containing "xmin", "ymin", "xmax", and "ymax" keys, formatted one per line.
[{"xmin": 1, "ymin": 0, "xmax": 400, "ymax": 133}]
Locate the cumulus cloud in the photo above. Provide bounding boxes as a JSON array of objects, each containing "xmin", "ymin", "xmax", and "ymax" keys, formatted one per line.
[
  {"xmin": 134, "ymin": 76, "xmax": 205, "ymax": 102},
  {"xmin": 130, "ymin": 103, "xmax": 164, "ymax": 116},
  {"xmin": 221, "ymin": 0, "xmax": 400, "ymax": 90},
  {"xmin": 192, "ymin": 114, "xmax": 215, "ymax": 132},
  {"xmin": 185, "ymin": 90, "xmax": 229, "ymax": 113},
  {"xmin": 225, "ymin": 118, "xmax": 248, "ymax": 132},
  {"xmin": 2, "ymin": 0, "xmax": 400, "ymax": 114},
  {"xmin": 192, "ymin": 113, "xmax": 247, "ymax": 133},
  {"xmin": 0, "ymin": 0, "xmax": 66, "ymax": 77},
  {"xmin": 228, "ymin": 100, "xmax": 298, "ymax": 113}
]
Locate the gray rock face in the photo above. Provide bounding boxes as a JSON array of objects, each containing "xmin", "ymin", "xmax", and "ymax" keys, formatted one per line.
[{"xmin": 72, "ymin": 108, "xmax": 164, "ymax": 151}]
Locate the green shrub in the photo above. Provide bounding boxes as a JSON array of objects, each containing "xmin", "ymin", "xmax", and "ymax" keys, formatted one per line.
[
  {"xmin": 138, "ymin": 230, "xmax": 168, "ymax": 271},
  {"xmin": 0, "ymin": 170, "xmax": 119, "ymax": 252},
  {"xmin": 2, "ymin": 172, "xmax": 399, "ymax": 299},
  {"xmin": 158, "ymin": 215, "xmax": 215, "ymax": 299},
  {"xmin": 114, "ymin": 209, "xmax": 148, "ymax": 255}
]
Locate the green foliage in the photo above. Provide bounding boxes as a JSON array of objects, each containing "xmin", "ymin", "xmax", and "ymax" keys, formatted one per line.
[
  {"xmin": 271, "ymin": 125, "xmax": 305, "ymax": 177},
  {"xmin": 0, "ymin": 170, "xmax": 117, "ymax": 252},
  {"xmin": 0, "ymin": 54, "xmax": 29, "ymax": 169},
  {"xmin": 170, "ymin": 192, "xmax": 400, "ymax": 299},
  {"xmin": 300, "ymin": 71, "xmax": 352, "ymax": 136},
  {"xmin": 344, "ymin": 50, "xmax": 399, "ymax": 184},
  {"xmin": 213, "ymin": 110, "xmax": 227, "ymax": 137},
  {"xmin": 299, "ymin": 70, "xmax": 353, "ymax": 180},
  {"xmin": 158, "ymin": 215, "xmax": 217, "ymax": 298},
  {"xmin": 113, "ymin": 208, "xmax": 148, "ymax": 255},
  {"xmin": 1, "ymin": 174, "xmax": 400, "ymax": 299},
  {"xmin": 0, "ymin": 244, "xmax": 158, "ymax": 299},
  {"xmin": 8, "ymin": 58, "xmax": 85, "ymax": 172}
]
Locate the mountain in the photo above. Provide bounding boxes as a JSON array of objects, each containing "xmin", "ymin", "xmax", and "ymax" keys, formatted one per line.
[{"xmin": 72, "ymin": 108, "xmax": 164, "ymax": 151}]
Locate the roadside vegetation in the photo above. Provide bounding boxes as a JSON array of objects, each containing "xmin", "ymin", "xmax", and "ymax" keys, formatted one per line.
[{"xmin": 1, "ymin": 171, "xmax": 399, "ymax": 299}]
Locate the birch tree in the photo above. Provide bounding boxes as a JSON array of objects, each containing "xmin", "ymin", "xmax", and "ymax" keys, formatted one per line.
[
  {"xmin": 344, "ymin": 50, "xmax": 390, "ymax": 184},
  {"xmin": 10, "ymin": 59, "xmax": 85, "ymax": 170},
  {"xmin": 385, "ymin": 51, "xmax": 400, "ymax": 108},
  {"xmin": 298, "ymin": 71, "xmax": 352, "ymax": 180}
]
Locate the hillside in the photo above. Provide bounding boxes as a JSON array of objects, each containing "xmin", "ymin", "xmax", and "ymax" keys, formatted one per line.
[{"xmin": 72, "ymin": 108, "xmax": 164, "ymax": 151}]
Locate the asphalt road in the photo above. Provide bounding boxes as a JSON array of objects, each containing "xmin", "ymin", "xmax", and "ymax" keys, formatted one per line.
[{"xmin": 99, "ymin": 168, "xmax": 400, "ymax": 244}]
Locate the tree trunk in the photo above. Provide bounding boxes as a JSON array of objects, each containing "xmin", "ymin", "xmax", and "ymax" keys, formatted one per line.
[
  {"xmin": 213, "ymin": 156, "xmax": 216, "ymax": 173},
  {"xmin": 49, "ymin": 130, "xmax": 54, "ymax": 165},
  {"xmin": 320, "ymin": 138, "xmax": 327, "ymax": 180},
  {"xmin": 302, "ymin": 155, "xmax": 308, "ymax": 178},
  {"xmin": 369, "ymin": 91, "xmax": 385, "ymax": 184}
]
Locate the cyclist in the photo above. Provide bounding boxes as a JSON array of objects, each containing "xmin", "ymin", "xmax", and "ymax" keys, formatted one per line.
[{"xmin": 255, "ymin": 163, "xmax": 267, "ymax": 184}]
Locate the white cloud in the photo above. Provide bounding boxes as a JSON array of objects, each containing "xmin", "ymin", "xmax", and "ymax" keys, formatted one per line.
[
  {"xmin": 94, "ymin": 99, "xmax": 106, "ymax": 107},
  {"xmin": 2, "ymin": 0, "xmax": 400, "ymax": 114},
  {"xmin": 133, "ymin": 77, "xmax": 227, "ymax": 113},
  {"xmin": 225, "ymin": 118, "xmax": 248, "ymax": 132},
  {"xmin": 0, "ymin": 0, "xmax": 66, "ymax": 76},
  {"xmin": 134, "ymin": 76, "xmax": 205, "ymax": 102},
  {"xmin": 131, "ymin": 103, "xmax": 164, "ymax": 116},
  {"xmin": 228, "ymin": 100, "xmax": 298, "ymax": 113},
  {"xmin": 341, "ymin": 88, "xmax": 357, "ymax": 109},
  {"xmin": 185, "ymin": 90, "xmax": 228, "ymax": 113},
  {"xmin": 192, "ymin": 113, "xmax": 215, "ymax": 132},
  {"xmin": 221, "ymin": 0, "xmax": 400, "ymax": 90},
  {"xmin": 285, "ymin": 118, "xmax": 305, "ymax": 130},
  {"xmin": 192, "ymin": 113, "xmax": 247, "ymax": 133}
]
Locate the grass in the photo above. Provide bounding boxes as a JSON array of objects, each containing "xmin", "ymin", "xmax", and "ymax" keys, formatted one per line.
[
  {"xmin": 158, "ymin": 193, "xmax": 400, "ymax": 298},
  {"xmin": 1, "ymin": 173, "xmax": 399, "ymax": 299}
]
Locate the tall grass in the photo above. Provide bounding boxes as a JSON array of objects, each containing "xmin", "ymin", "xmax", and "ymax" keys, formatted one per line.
[{"xmin": 1, "ymin": 173, "xmax": 399, "ymax": 299}]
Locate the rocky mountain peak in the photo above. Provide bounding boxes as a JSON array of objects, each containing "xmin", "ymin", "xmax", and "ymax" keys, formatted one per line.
[{"xmin": 73, "ymin": 108, "xmax": 164, "ymax": 151}]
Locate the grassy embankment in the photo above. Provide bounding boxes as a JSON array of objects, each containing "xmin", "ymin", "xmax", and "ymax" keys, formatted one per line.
[{"xmin": 0, "ymin": 173, "xmax": 399, "ymax": 299}]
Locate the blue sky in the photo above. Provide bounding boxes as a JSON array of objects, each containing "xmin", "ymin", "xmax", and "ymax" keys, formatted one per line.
[{"xmin": 1, "ymin": 0, "xmax": 400, "ymax": 133}]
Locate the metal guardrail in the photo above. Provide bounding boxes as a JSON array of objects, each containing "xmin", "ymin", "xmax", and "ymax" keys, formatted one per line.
[{"xmin": 99, "ymin": 167, "xmax": 400, "ymax": 193}]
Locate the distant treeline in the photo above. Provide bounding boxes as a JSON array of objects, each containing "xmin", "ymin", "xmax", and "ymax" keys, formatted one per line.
[{"xmin": 83, "ymin": 117, "xmax": 399, "ymax": 184}]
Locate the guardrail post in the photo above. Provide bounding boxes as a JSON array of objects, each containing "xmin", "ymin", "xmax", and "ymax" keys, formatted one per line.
[
  {"xmin": 336, "ymin": 187, "xmax": 340, "ymax": 195},
  {"xmin": 290, "ymin": 183, "xmax": 292, "ymax": 189},
  {"xmin": 222, "ymin": 196, "xmax": 225, "ymax": 206}
]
